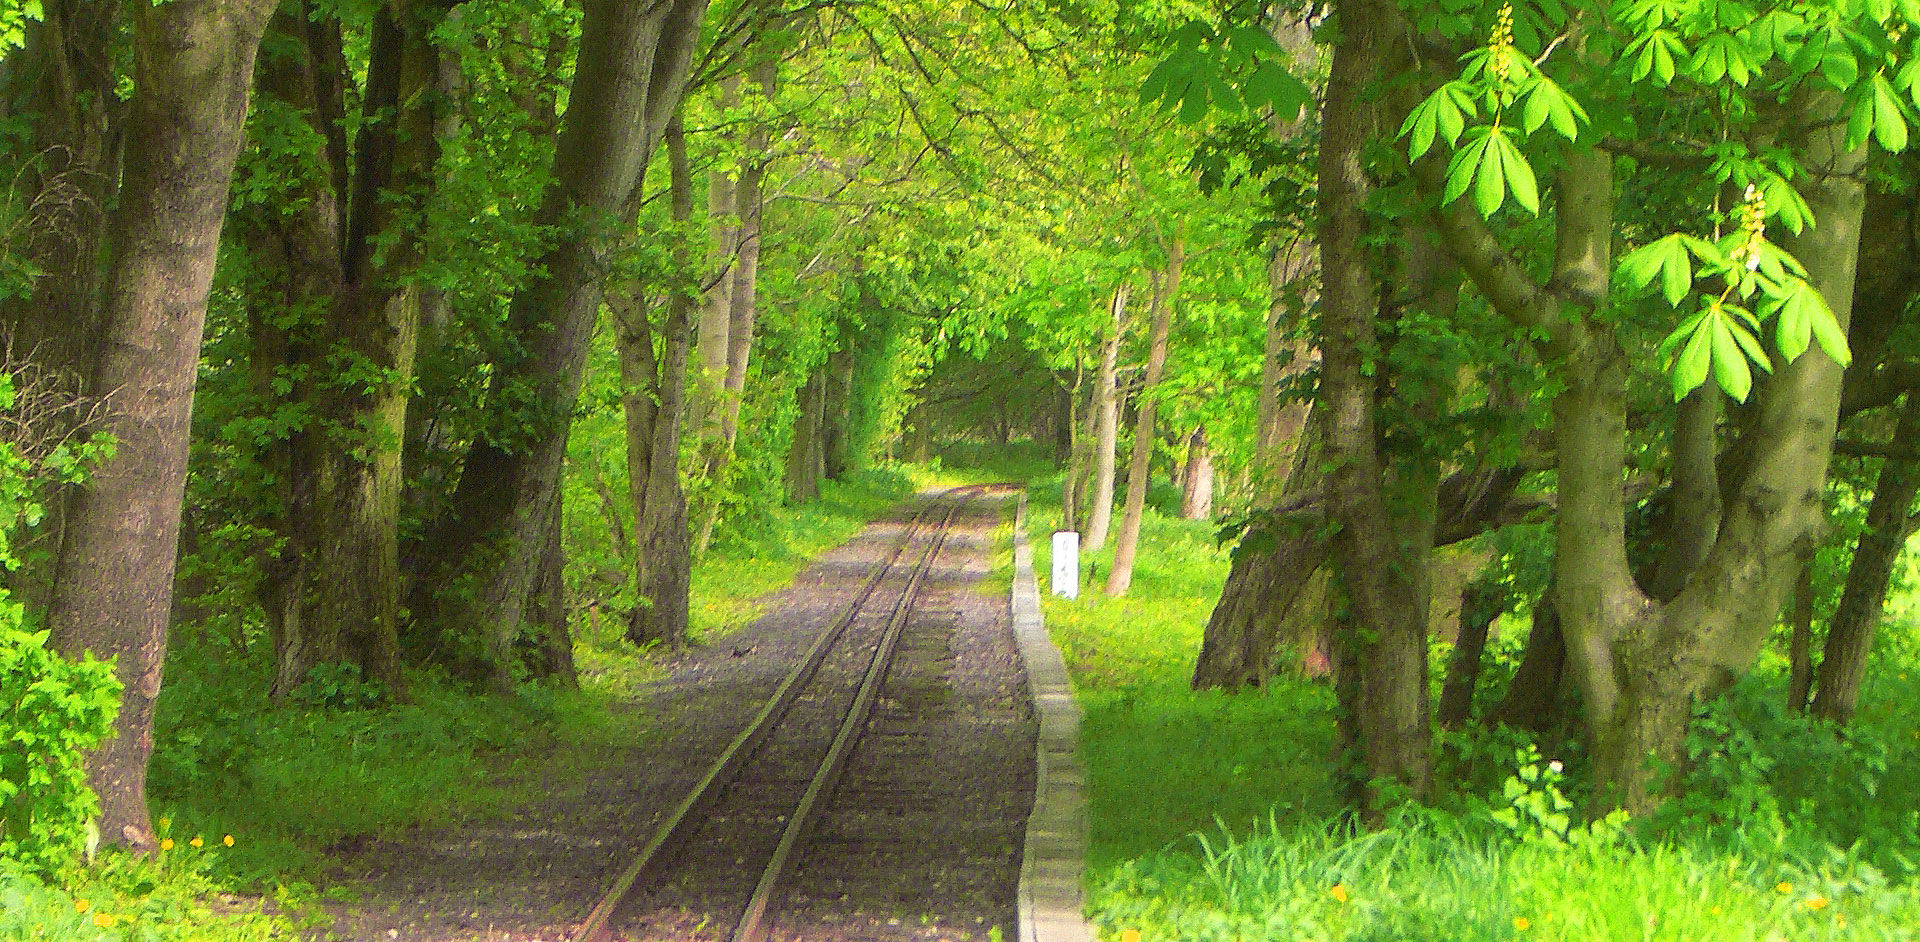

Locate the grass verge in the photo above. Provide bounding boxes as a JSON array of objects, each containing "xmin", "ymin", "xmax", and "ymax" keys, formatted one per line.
[{"xmin": 1022, "ymin": 470, "xmax": 1920, "ymax": 942}]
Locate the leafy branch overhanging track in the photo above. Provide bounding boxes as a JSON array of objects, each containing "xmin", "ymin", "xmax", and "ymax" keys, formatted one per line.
[{"xmin": 573, "ymin": 485, "xmax": 1007, "ymax": 942}]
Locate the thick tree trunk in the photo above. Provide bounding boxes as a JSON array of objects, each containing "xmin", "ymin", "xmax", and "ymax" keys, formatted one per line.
[
  {"xmin": 0, "ymin": 3, "xmax": 127, "ymax": 613},
  {"xmin": 620, "ymin": 116, "xmax": 697, "ymax": 649},
  {"xmin": 244, "ymin": 5, "xmax": 452, "ymax": 702},
  {"xmin": 1083, "ymin": 284, "xmax": 1129, "ymax": 552},
  {"xmin": 1811, "ymin": 393, "xmax": 1920, "ymax": 723},
  {"xmin": 1108, "ymin": 240, "xmax": 1182, "ymax": 596},
  {"xmin": 1189, "ymin": 509, "xmax": 1331, "ymax": 689},
  {"xmin": 1317, "ymin": 0, "xmax": 1433, "ymax": 801},
  {"xmin": 45, "ymin": 0, "xmax": 277, "ymax": 850},
  {"xmin": 410, "ymin": 0, "xmax": 707, "ymax": 691},
  {"xmin": 1179, "ymin": 425, "xmax": 1214, "ymax": 520}
]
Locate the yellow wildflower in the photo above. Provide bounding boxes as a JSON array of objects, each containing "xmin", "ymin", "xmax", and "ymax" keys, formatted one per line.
[
  {"xmin": 160, "ymin": 838, "xmax": 174, "ymax": 851},
  {"xmin": 190, "ymin": 836, "xmax": 203, "ymax": 848},
  {"xmin": 1710, "ymin": 906, "xmax": 1723, "ymax": 916},
  {"xmin": 1119, "ymin": 930, "xmax": 1142, "ymax": 942},
  {"xmin": 1513, "ymin": 916, "xmax": 1532, "ymax": 931},
  {"xmin": 1805, "ymin": 895, "xmax": 1829, "ymax": 911},
  {"xmin": 223, "ymin": 834, "xmax": 235, "ymax": 847},
  {"xmin": 92, "ymin": 914, "xmax": 113, "ymax": 928},
  {"xmin": 74, "ymin": 899, "xmax": 90, "ymax": 913},
  {"xmin": 1330, "ymin": 884, "xmax": 1350, "ymax": 904},
  {"xmin": 1776, "ymin": 881, "xmax": 1793, "ymax": 894}
]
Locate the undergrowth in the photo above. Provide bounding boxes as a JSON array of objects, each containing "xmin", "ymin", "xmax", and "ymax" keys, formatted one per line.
[{"xmin": 1023, "ymin": 467, "xmax": 1920, "ymax": 941}]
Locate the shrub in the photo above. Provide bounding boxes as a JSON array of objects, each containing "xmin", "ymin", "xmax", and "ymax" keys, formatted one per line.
[{"xmin": 0, "ymin": 620, "xmax": 121, "ymax": 874}]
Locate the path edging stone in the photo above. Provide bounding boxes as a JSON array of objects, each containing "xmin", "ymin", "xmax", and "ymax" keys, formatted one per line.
[{"xmin": 1011, "ymin": 494, "xmax": 1096, "ymax": 942}]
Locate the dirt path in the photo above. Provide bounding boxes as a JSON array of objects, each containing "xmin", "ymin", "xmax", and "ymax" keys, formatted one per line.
[{"xmin": 314, "ymin": 494, "xmax": 1033, "ymax": 942}]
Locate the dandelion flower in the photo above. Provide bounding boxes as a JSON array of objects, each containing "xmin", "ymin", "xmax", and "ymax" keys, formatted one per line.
[
  {"xmin": 1776, "ymin": 881, "xmax": 1793, "ymax": 894},
  {"xmin": 223, "ymin": 834, "xmax": 235, "ymax": 847},
  {"xmin": 1330, "ymin": 884, "xmax": 1350, "ymax": 904},
  {"xmin": 190, "ymin": 836, "xmax": 204, "ymax": 848},
  {"xmin": 1805, "ymin": 895, "xmax": 1829, "ymax": 911},
  {"xmin": 160, "ymin": 838, "xmax": 174, "ymax": 851},
  {"xmin": 1119, "ymin": 930, "xmax": 1142, "ymax": 942},
  {"xmin": 92, "ymin": 914, "xmax": 113, "ymax": 928},
  {"xmin": 74, "ymin": 899, "xmax": 90, "ymax": 913},
  {"xmin": 1513, "ymin": 916, "xmax": 1532, "ymax": 931}
]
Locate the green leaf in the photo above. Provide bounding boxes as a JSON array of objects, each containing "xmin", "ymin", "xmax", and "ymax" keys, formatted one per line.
[
  {"xmin": 1760, "ymin": 175, "xmax": 1813, "ymax": 235},
  {"xmin": 1630, "ymin": 30, "xmax": 1685, "ymax": 84},
  {"xmin": 1671, "ymin": 313, "xmax": 1714, "ymax": 400},
  {"xmin": 1493, "ymin": 130, "xmax": 1540, "ymax": 213},
  {"xmin": 1443, "ymin": 129, "xmax": 1494, "ymax": 207},
  {"xmin": 1709, "ymin": 308, "xmax": 1753, "ymax": 402},
  {"xmin": 1724, "ymin": 307, "xmax": 1774, "ymax": 372},
  {"xmin": 1873, "ymin": 72, "xmax": 1910, "ymax": 151},
  {"xmin": 1473, "ymin": 129, "xmax": 1508, "ymax": 216},
  {"xmin": 1808, "ymin": 294, "xmax": 1852, "ymax": 366},
  {"xmin": 1774, "ymin": 284, "xmax": 1812, "ymax": 362},
  {"xmin": 1618, "ymin": 234, "xmax": 1695, "ymax": 306},
  {"xmin": 1401, "ymin": 85, "xmax": 1474, "ymax": 159}
]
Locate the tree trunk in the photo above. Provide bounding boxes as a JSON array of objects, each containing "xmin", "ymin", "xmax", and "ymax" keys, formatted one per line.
[
  {"xmin": 1811, "ymin": 392, "xmax": 1920, "ymax": 723},
  {"xmin": 45, "ymin": 0, "xmax": 277, "ymax": 851},
  {"xmin": 1317, "ymin": 0, "xmax": 1433, "ymax": 801},
  {"xmin": 1437, "ymin": 575, "xmax": 1507, "ymax": 729},
  {"xmin": 408, "ymin": 0, "xmax": 708, "ymax": 691},
  {"xmin": 243, "ymin": 5, "xmax": 453, "ymax": 702},
  {"xmin": 1786, "ymin": 556, "xmax": 1816, "ymax": 713},
  {"xmin": 0, "ymin": 2, "xmax": 127, "ymax": 613},
  {"xmin": 1082, "ymin": 284, "xmax": 1129, "ymax": 552},
  {"xmin": 1189, "ymin": 510, "xmax": 1331, "ymax": 689},
  {"xmin": 521, "ymin": 488, "xmax": 577, "ymax": 686},
  {"xmin": 1490, "ymin": 602, "xmax": 1570, "ymax": 735},
  {"xmin": 1179, "ymin": 425, "xmax": 1214, "ymax": 520},
  {"xmin": 1256, "ymin": 241, "xmax": 1317, "ymax": 505},
  {"xmin": 1107, "ymin": 240, "xmax": 1182, "ymax": 596},
  {"xmin": 786, "ymin": 371, "xmax": 826, "ymax": 503},
  {"xmin": 620, "ymin": 115, "xmax": 697, "ymax": 649}
]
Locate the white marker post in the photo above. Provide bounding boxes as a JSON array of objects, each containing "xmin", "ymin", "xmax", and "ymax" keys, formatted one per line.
[{"xmin": 1051, "ymin": 531, "xmax": 1080, "ymax": 599}]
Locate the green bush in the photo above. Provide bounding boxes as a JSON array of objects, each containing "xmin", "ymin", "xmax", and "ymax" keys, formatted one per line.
[
  {"xmin": 0, "ymin": 619, "xmax": 122, "ymax": 874},
  {"xmin": 0, "ymin": 371, "xmax": 123, "ymax": 875}
]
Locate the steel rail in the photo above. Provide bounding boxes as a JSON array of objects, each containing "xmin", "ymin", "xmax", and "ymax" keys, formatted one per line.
[
  {"xmin": 729, "ymin": 499, "xmax": 962, "ymax": 942},
  {"xmin": 571, "ymin": 488, "xmax": 974, "ymax": 942}
]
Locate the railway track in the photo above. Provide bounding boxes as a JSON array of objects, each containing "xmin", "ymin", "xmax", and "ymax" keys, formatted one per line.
[{"xmin": 574, "ymin": 485, "xmax": 1014, "ymax": 942}]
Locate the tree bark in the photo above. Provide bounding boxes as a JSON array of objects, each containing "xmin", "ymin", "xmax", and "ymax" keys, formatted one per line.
[
  {"xmin": 1490, "ymin": 602, "xmax": 1570, "ymax": 734},
  {"xmin": 1179, "ymin": 425, "xmax": 1215, "ymax": 520},
  {"xmin": 1107, "ymin": 238, "xmax": 1183, "ymax": 596},
  {"xmin": 1438, "ymin": 575, "xmax": 1507, "ymax": 729},
  {"xmin": 45, "ymin": 0, "xmax": 277, "ymax": 850},
  {"xmin": 620, "ymin": 115, "xmax": 697, "ymax": 649},
  {"xmin": 1811, "ymin": 392, "xmax": 1920, "ymax": 723},
  {"xmin": 1082, "ymin": 283, "xmax": 1129, "ymax": 552},
  {"xmin": 241, "ymin": 4, "xmax": 455, "ymax": 702},
  {"xmin": 1317, "ymin": 0, "xmax": 1433, "ymax": 801},
  {"xmin": 786, "ymin": 370, "xmax": 826, "ymax": 503},
  {"xmin": 409, "ymin": 0, "xmax": 708, "ymax": 691}
]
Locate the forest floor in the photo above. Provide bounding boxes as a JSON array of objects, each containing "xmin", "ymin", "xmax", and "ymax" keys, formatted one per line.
[{"xmin": 310, "ymin": 492, "xmax": 1032, "ymax": 942}]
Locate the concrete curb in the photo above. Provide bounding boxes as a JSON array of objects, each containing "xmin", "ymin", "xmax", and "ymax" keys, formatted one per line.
[{"xmin": 1012, "ymin": 494, "xmax": 1096, "ymax": 942}]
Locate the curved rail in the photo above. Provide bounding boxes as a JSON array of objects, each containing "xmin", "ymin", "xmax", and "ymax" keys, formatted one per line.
[{"xmin": 572, "ymin": 488, "xmax": 980, "ymax": 942}]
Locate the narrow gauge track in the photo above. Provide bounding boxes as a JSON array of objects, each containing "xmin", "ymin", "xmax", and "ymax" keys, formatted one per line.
[{"xmin": 575, "ymin": 485, "xmax": 1012, "ymax": 942}]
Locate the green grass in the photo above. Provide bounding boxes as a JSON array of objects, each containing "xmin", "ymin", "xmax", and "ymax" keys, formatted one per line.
[{"xmin": 1015, "ymin": 465, "xmax": 1920, "ymax": 942}]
